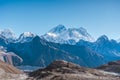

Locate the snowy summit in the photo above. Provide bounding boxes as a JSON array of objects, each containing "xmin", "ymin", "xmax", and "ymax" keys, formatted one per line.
[
  {"xmin": 43, "ymin": 25, "xmax": 94, "ymax": 44},
  {"xmin": 16, "ymin": 32, "xmax": 36, "ymax": 43},
  {"xmin": 0, "ymin": 29, "xmax": 16, "ymax": 39}
]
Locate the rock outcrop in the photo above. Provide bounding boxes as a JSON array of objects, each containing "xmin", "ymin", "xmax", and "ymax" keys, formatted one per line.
[
  {"xmin": 0, "ymin": 50, "xmax": 27, "ymax": 80},
  {"xmin": 0, "ymin": 60, "xmax": 27, "ymax": 80},
  {"xmin": 97, "ymin": 60, "xmax": 120, "ymax": 73},
  {"xmin": 0, "ymin": 60, "xmax": 21, "ymax": 74},
  {"xmin": 29, "ymin": 60, "xmax": 120, "ymax": 80}
]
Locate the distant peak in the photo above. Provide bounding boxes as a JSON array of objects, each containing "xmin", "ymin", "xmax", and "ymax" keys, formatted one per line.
[
  {"xmin": 78, "ymin": 27, "xmax": 87, "ymax": 32},
  {"xmin": 97, "ymin": 35, "xmax": 109, "ymax": 42},
  {"xmin": 20, "ymin": 32, "xmax": 36, "ymax": 37},
  {"xmin": 49, "ymin": 24, "xmax": 67, "ymax": 33},
  {"xmin": 16, "ymin": 32, "xmax": 36, "ymax": 43},
  {"xmin": 0, "ymin": 28, "xmax": 13, "ymax": 32},
  {"xmin": 43, "ymin": 25, "xmax": 94, "ymax": 43},
  {"xmin": 0, "ymin": 28, "xmax": 16, "ymax": 39},
  {"xmin": 56, "ymin": 24, "xmax": 66, "ymax": 29},
  {"xmin": 67, "ymin": 27, "xmax": 87, "ymax": 33},
  {"xmin": 98, "ymin": 35, "xmax": 108, "ymax": 40}
]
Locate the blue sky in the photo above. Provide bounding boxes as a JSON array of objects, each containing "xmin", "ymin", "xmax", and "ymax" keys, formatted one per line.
[{"xmin": 0, "ymin": 0, "xmax": 120, "ymax": 39}]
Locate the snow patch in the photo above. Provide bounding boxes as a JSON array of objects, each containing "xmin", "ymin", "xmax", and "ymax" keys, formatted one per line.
[{"xmin": 47, "ymin": 33, "xmax": 57, "ymax": 37}]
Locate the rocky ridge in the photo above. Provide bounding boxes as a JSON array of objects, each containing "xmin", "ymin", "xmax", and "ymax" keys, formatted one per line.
[{"xmin": 29, "ymin": 60, "xmax": 120, "ymax": 80}]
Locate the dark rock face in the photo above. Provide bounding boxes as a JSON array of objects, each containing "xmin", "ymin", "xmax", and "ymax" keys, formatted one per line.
[
  {"xmin": 76, "ymin": 36, "xmax": 120, "ymax": 62},
  {"xmin": 0, "ymin": 32, "xmax": 118, "ymax": 68},
  {"xmin": 29, "ymin": 60, "xmax": 120, "ymax": 80},
  {"xmin": 7, "ymin": 36, "xmax": 104, "ymax": 68},
  {"xmin": 0, "ymin": 35, "xmax": 8, "ymax": 47},
  {"xmin": 1, "ymin": 27, "xmax": 120, "ymax": 69},
  {"xmin": 8, "ymin": 36, "xmax": 81, "ymax": 67},
  {"xmin": 46, "ymin": 60, "xmax": 80, "ymax": 69},
  {"xmin": 108, "ymin": 60, "xmax": 120, "ymax": 65},
  {"xmin": 97, "ymin": 60, "xmax": 120, "ymax": 73}
]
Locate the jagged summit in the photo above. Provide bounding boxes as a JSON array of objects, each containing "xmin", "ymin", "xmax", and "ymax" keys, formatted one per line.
[
  {"xmin": 19, "ymin": 32, "xmax": 36, "ymax": 38},
  {"xmin": 16, "ymin": 32, "xmax": 36, "ymax": 43},
  {"xmin": 0, "ymin": 28, "xmax": 37, "ymax": 43},
  {"xmin": 96, "ymin": 35, "xmax": 109, "ymax": 43},
  {"xmin": 0, "ymin": 29, "xmax": 16, "ymax": 39},
  {"xmin": 98, "ymin": 35, "xmax": 109, "ymax": 40},
  {"xmin": 43, "ymin": 25, "xmax": 94, "ymax": 44},
  {"xmin": 49, "ymin": 24, "xmax": 66, "ymax": 33}
]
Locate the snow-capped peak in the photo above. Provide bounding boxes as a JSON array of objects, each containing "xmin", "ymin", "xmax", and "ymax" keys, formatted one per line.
[
  {"xmin": 43, "ymin": 25, "xmax": 94, "ymax": 44},
  {"xmin": 49, "ymin": 24, "xmax": 66, "ymax": 34},
  {"xmin": 78, "ymin": 27, "xmax": 89, "ymax": 36},
  {"xmin": 20, "ymin": 32, "xmax": 36, "ymax": 37},
  {"xmin": 0, "ymin": 29, "xmax": 16, "ymax": 39},
  {"xmin": 16, "ymin": 32, "xmax": 36, "ymax": 43}
]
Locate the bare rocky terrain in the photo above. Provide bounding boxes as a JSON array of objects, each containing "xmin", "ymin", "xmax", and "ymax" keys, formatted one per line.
[
  {"xmin": 0, "ymin": 50, "xmax": 27, "ymax": 80},
  {"xmin": 97, "ymin": 60, "xmax": 120, "ymax": 73},
  {"xmin": 0, "ymin": 60, "xmax": 28, "ymax": 80},
  {"xmin": 29, "ymin": 60, "xmax": 120, "ymax": 80},
  {"xmin": 0, "ymin": 58, "xmax": 120, "ymax": 80}
]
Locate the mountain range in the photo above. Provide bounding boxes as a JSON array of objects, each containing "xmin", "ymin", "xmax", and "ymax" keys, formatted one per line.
[
  {"xmin": 0, "ymin": 25, "xmax": 120, "ymax": 69},
  {"xmin": 42, "ymin": 25, "xmax": 94, "ymax": 44}
]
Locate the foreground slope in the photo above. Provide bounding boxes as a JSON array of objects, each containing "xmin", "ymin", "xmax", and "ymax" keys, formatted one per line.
[
  {"xmin": 0, "ymin": 60, "xmax": 27, "ymax": 80},
  {"xmin": 0, "ymin": 50, "xmax": 27, "ymax": 80},
  {"xmin": 0, "ymin": 60, "xmax": 21, "ymax": 74},
  {"xmin": 29, "ymin": 60, "xmax": 120, "ymax": 80}
]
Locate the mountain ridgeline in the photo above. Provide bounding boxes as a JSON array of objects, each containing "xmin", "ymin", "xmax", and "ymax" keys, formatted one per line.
[
  {"xmin": 29, "ymin": 60, "xmax": 120, "ymax": 80},
  {"xmin": 0, "ymin": 25, "xmax": 120, "ymax": 68}
]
